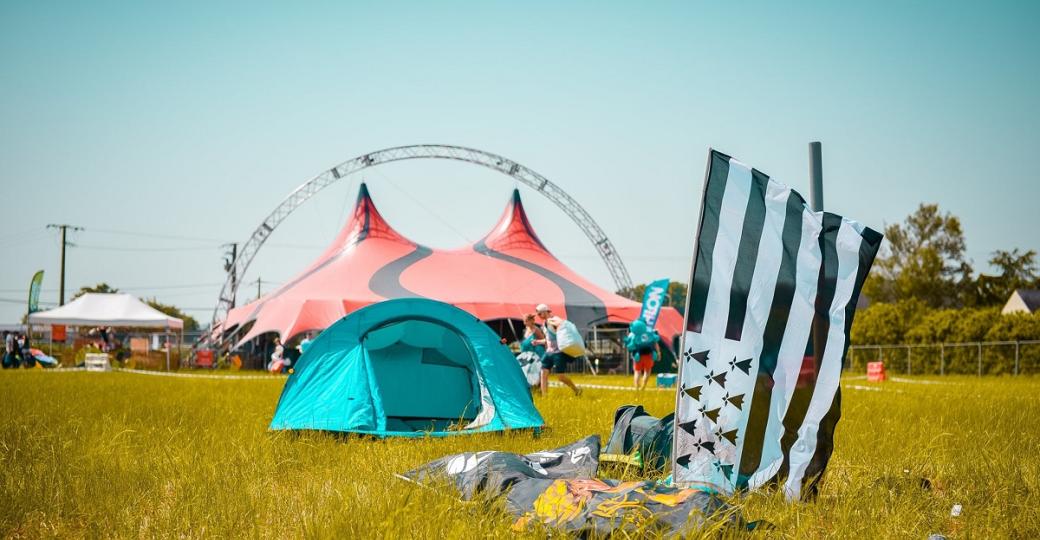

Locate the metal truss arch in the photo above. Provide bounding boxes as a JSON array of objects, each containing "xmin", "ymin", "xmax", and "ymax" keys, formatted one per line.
[{"xmin": 211, "ymin": 144, "xmax": 633, "ymax": 329}]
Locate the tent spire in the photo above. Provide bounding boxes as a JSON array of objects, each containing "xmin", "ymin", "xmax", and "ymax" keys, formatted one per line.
[
  {"xmin": 478, "ymin": 189, "xmax": 550, "ymax": 254},
  {"xmin": 327, "ymin": 182, "xmax": 413, "ymax": 249}
]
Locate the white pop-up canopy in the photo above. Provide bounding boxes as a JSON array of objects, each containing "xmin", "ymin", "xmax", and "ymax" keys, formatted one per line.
[{"xmin": 28, "ymin": 293, "xmax": 183, "ymax": 330}]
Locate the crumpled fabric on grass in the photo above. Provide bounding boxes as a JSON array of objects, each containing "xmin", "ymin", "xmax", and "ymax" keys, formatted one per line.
[
  {"xmin": 398, "ymin": 435, "xmax": 600, "ymax": 500},
  {"xmin": 399, "ymin": 435, "xmax": 745, "ymax": 534},
  {"xmin": 507, "ymin": 477, "xmax": 739, "ymax": 535}
]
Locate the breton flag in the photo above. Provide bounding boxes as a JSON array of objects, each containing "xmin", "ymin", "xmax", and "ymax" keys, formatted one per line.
[{"xmin": 671, "ymin": 150, "xmax": 882, "ymax": 501}]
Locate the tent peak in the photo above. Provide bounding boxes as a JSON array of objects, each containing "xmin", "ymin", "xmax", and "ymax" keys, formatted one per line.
[
  {"xmin": 332, "ymin": 183, "xmax": 414, "ymax": 249},
  {"xmin": 478, "ymin": 189, "xmax": 550, "ymax": 254}
]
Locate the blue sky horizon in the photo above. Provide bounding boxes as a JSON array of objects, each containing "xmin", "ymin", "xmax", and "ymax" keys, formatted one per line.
[{"xmin": 2, "ymin": 1, "xmax": 1038, "ymax": 324}]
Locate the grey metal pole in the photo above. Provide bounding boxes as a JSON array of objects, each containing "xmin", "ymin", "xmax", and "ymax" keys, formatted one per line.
[
  {"xmin": 940, "ymin": 344, "xmax": 945, "ymax": 376},
  {"xmin": 809, "ymin": 142, "xmax": 824, "ymax": 212},
  {"xmin": 59, "ymin": 226, "xmax": 67, "ymax": 305},
  {"xmin": 906, "ymin": 345, "xmax": 911, "ymax": 375},
  {"xmin": 1015, "ymin": 341, "xmax": 1020, "ymax": 375},
  {"xmin": 977, "ymin": 343, "xmax": 982, "ymax": 376}
]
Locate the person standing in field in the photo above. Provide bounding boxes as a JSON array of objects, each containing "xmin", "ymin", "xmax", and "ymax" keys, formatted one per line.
[
  {"xmin": 521, "ymin": 314, "xmax": 546, "ymax": 357},
  {"xmin": 299, "ymin": 332, "xmax": 314, "ymax": 355},
  {"xmin": 2, "ymin": 331, "xmax": 17, "ymax": 369},
  {"xmin": 535, "ymin": 304, "xmax": 582, "ymax": 397},
  {"xmin": 17, "ymin": 333, "xmax": 33, "ymax": 368},
  {"xmin": 624, "ymin": 319, "xmax": 660, "ymax": 390},
  {"xmin": 269, "ymin": 336, "xmax": 285, "ymax": 373}
]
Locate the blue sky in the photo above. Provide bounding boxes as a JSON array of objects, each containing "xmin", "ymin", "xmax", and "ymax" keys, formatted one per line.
[{"xmin": 1, "ymin": 1, "xmax": 1038, "ymax": 324}]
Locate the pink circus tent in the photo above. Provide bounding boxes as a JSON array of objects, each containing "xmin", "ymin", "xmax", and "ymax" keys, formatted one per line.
[{"xmin": 223, "ymin": 184, "xmax": 683, "ymax": 347}]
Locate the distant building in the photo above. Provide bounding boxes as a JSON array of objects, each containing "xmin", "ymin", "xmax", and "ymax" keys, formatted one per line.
[{"xmin": 1001, "ymin": 289, "xmax": 1040, "ymax": 315}]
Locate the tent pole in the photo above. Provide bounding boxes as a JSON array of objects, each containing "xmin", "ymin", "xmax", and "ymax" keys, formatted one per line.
[{"xmin": 165, "ymin": 331, "xmax": 170, "ymax": 371}]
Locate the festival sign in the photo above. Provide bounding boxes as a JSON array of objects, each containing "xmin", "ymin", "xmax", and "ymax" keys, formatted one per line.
[
  {"xmin": 639, "ymin": 278, "xmax": 670, "ymax": 329},
  {"xmin": 27, "ymin": 270, "xmax": 44, "ymax": 314}
]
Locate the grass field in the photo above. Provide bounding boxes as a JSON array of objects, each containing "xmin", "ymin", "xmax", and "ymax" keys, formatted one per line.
[{"xmin": 1, "ymin": 370, "xmax": 1038, "ymax": 539}]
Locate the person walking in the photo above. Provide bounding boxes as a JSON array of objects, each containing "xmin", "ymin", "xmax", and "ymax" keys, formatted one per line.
[
  {"xmin": 535, "ymin": 304, "xmax": 582, "ymax": 397},
  {"xmin": 624, "ymin": 319, "xmax": 660, "ymax": 390}
]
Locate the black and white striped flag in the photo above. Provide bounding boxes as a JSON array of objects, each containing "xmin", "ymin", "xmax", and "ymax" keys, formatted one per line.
[{"xmin": 671, "ymin": 149, "xmax": 882, "ymax": 500}]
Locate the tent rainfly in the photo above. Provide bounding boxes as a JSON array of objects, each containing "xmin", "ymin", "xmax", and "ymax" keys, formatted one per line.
[{"xmin": 270, "ymin": 298, "xmax": 544, "ymax": 437}]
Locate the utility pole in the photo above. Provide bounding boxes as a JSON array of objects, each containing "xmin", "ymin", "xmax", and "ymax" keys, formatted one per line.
[
  {"xmin": 47, "ymin": 224, "xmax": 82, "ymax": 305},
  {"xmin": 222, "ymin": 243, "xmax": 238, "ymax": 309},
  {"xmin": 256, "ymin": 276, "xmax": 262, "ymax": 300}
]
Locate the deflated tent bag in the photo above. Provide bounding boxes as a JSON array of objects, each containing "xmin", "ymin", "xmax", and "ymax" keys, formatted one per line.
[{"xmin": 555, "ymin": 320, "xmax": 586, "ymax": 357}]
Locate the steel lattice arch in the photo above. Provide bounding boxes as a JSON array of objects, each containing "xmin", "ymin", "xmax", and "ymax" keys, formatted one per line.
[{"xmin": 210, "ymin": 144, "xmax": 634, "ymax": 330}]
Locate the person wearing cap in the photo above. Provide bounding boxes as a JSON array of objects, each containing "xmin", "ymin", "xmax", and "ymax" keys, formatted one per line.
[{"xmin": 534, "ymin": 304, "xmax": 582, "ymax": 397}]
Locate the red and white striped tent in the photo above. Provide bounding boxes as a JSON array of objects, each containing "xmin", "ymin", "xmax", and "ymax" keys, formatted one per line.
[{"xmin": 222, "ymin": 184, "xmax": 682, "ymax": 347}]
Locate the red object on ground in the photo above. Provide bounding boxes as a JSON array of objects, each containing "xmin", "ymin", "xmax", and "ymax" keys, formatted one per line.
[
  {"xmin": 867, "ymin": 361, "xmax": 886, "ymax": 382},
  {"xmin": 196, "ymin": 350, "xmax": 214, "ymax": 367},
  {"xmin": 221, "ymin": 184, "xmax": 683, "ymax": 346}
]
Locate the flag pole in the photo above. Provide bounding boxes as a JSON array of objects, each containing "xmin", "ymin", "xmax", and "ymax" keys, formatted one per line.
[{"xmin": 808, "ymin": 142, "xmax": 824, "ymax": 212}]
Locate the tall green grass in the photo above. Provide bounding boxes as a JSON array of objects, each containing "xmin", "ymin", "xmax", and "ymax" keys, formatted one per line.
[{"xmin": 1, "ymin": 371, "xmax": 1037, "ymax": 538}]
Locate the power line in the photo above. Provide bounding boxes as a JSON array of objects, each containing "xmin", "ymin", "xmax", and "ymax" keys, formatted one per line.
[
  {"xmin": 83, "ymin": 227, "xmax": 233, "ymax": 244},
  {"xmin": 0, "ymin": 297, "xmax": 56, "ymax": 306},
  {"xmin": 0, "ymin": 282, "xmax": 225, "ymax": 293},
  {"xmin": 120, "ymin": 282, "xmax": 226, "ymax": 291},
  {"xmin": 73, "ymin": 244, "xmax": 219, "ymax": 253}
]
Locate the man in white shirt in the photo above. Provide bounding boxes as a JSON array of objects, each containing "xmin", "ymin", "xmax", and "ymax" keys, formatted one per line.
[{"xmin": 535, "ymin": 304, "xmax": 582, "ymax": 397}]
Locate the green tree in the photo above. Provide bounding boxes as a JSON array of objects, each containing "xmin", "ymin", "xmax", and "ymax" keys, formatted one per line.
[
  {"xmin": 850, "ymin": 299, "xmax": 929, "ymax": 345},
  {"xmin": 73, "ymin": 283, "xmax": 119, "ymax": 298},
  {"xmin": 905, "ymin": 308, "xmax": 960, "ymax": 344},
  {"xmin": 967, "ymin": 249, "xmax": 1039, "ymax": 307},
  {"xmin": 985, "ymin": 312, "xmax": 1040, "ymax": 342},
  {"xmin": 145, "ymin": 298, "xmax": 199, "ymax": 331},
  {"xmin": 862, "ymin": 204, "xmax": 972, "ymax": 307},
  {"xmin": 950, "ymin": 308, "xmax": 1001, "ymax": 343}
]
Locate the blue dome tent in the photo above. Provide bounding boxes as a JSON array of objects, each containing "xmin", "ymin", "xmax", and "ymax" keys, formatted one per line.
[{"xmin": 270, "ymin": 299, "xmax": 544, "ymax": 437}]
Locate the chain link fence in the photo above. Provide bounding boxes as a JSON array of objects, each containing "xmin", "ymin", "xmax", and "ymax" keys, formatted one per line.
[{"xmin": 847, "ymin": 341, "xmax": 1040, "ymax": 376}]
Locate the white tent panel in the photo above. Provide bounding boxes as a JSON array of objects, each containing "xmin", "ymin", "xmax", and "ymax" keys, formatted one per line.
[{"xmin": 28, "ymin": 293, "xmax": 183, "ymax": 330}]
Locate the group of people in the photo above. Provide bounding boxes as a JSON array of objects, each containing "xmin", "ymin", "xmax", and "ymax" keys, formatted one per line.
[
  {"xmin": 516, "ymin": 306, "xmax": 663, "ymax": 393},
  {"xmin": 267, "ymin": 333, "xmax": 314, "ymax": 374},
  {"xmin": 2, "ymin": 331, "xmax": 33, "ymax": 369}
]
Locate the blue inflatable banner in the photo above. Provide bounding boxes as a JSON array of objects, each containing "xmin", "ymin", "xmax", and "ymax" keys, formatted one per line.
[{"xmin": 638, "ymin": 278, "xmax": 669, "ymax": 329}]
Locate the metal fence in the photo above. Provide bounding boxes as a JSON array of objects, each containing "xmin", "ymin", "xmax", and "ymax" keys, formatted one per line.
[{"xmin": 846, "ymin": 341, "xmax": 1040, "ymax": 376}]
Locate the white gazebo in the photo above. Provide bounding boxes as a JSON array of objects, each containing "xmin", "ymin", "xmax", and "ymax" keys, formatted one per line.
[{"xmin": 28, "ymin": 293, "xmax": 184, "ymax": 369}]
